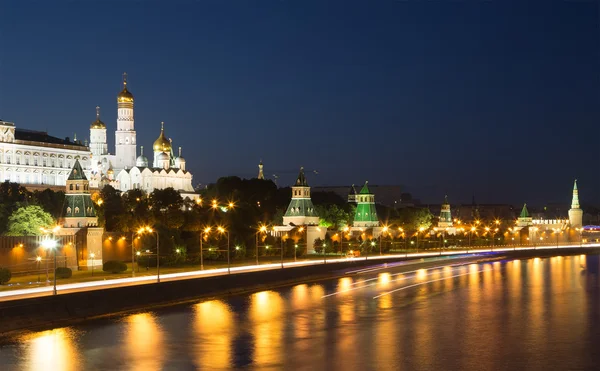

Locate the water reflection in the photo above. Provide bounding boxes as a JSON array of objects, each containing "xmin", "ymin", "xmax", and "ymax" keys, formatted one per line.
[
  {"xmin": 21, "ymin": 328, "xmax": 81, "ymax": 371},
  {"xmin": 250, "ymin": 290, "xmax": 284, "ymax": 368},
  {"xmin": 193, "ymin": 300, "xmax": 234, "ymax": 370},
  {"xmin": 3, "ymin": 254, "xmax": 600, "ymax": 371},
  {"xmin": 124, "ymin": 313, "xmax": 164, "ymax": 371}
]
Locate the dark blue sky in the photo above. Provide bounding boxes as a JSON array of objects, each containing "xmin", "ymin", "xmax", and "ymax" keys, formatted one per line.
[{"xmin": 1, "ymin": 1, "xmax": 599, "ymax": 205}]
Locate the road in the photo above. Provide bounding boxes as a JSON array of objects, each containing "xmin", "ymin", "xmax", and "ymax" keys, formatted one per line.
[{"xmin": 0, "ymin": 242, "xmax": 597, "ymax": 302}]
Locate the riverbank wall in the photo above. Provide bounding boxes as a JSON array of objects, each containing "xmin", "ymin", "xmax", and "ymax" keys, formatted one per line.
[{"xmin": 0, "ymin": 247, "xmax": 597, "ymax": 334}]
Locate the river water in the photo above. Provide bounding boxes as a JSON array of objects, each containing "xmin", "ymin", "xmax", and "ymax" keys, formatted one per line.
[{"xmin": 1, "ymin": 254, "xmax": 600, "ymax": 371}]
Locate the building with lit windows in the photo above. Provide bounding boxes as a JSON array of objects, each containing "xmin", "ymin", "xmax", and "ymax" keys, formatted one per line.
[{"xmin": 0, "ymin": 119, "xmax": 91, "ymax": 187}]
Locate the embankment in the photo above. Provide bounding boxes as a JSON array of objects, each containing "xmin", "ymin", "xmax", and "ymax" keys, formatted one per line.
[{"xmin": 0, "ymin": 247, "xmax": 596, "ymax": 334}]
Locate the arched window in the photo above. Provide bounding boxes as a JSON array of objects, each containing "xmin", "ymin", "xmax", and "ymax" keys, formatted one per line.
[
  {"xmin": 76, "ymin": 184, "xmax": 80, "ymax": 191},
  {"xmin": 69, "ymin": 184, "xmax": 73, "ymax": 190}
]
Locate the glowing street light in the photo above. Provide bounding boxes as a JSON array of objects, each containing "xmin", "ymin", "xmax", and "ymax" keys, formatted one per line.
[
  {"xmin": 256, "ymin": 225, "xmax": 268, "ymax": 265},
  {"xmin": 41, "ymin": 237, "xmax": 58, "ymax": 295},
  {"xmin": 138, "ymin": 226, "xmax": 160, "ymax": 282},
  {"xmin": 36, "ymin": 256, "xmax": 42, "ymax": 282},
  {"xmin": 217, "ymin": 226, "xmax": 230, "ymax": 274}
]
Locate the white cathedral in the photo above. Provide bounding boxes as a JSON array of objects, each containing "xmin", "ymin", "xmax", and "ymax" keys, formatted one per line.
[{"xmin": 88, "ymin": 74, "xmax": 198, "ymax": 200}]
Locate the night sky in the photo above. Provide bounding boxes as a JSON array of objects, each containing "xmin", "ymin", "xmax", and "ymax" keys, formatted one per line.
[{"xmin": 1, "ymin": 1, "xmax": 599, "ymax": 206}]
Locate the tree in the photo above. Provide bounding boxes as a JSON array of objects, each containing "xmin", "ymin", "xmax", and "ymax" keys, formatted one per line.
[
  {"xmin": 393, "ymin": 207, "xmax": 433, "ymax": 231},
  {"xmin": 98, "ymin": 185, "xmax": 125, "ymax": 231},
  {"xmin": 32, "ymin": 189, "xmax": 65, "ymax": 220},
  {"xmin": 316, "ymin": 204, "xmax": 350, "ymax": 229},
  {"xmin": 5, "ymin": 205, "xmax": 54, "ymax": 236},
  {"xmin": 0, "ymin": 181, "xmax": 30, "ymax": 234}
]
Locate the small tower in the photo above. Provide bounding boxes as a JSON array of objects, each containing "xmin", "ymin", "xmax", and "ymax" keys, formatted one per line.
[
  {"xmin": 115, "ymin": 72, "xmax": 137, "ymax": 169},
  {"xmin": 136, "ymin": 145, "xmax": 149, "ymax": 167},
  {"xmin": 353, "ymin": 181, "xmax": 380, "ymax": 228},
  {"xmin": 348, "ymin": 184, "xmax": 357, "ymax": 203},
  {"xmin": 517, "ymin": 203, "xmax": 532, "ymax": 227},
  {"xmin": 61, "ymin": 160, "xmax": 98, "ymax": 228},
  {"xmin": 283, "ymin": 167, "xmax": 319, "ymax": 226},
  {"xmin": 438, "ymin": 195, "xmax": 453, "ymax": 228},
  {"xmin": 90, "ymin": 106, "xmax": 108, "ymax": 158},
  {"xmin": 174, "ymin": 147, "xmax": 186, "ymax": 171},
  {"xmin": 153, "ymin": 122, "xmax": 171, "ymax": 169},
  {"xmin": 569, "ymin": 179, "xmax": 583, "ymax": 228},
  {"xmin": 257, "ymin": 160, "xmax": 265, "ymax": 180}
]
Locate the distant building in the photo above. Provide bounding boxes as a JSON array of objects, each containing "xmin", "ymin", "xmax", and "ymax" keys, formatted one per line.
[
  {"xmin": 0, "ymin": 120, "xmax": 91, "ymax": 186},
  {"xmin": 312, "ymin": 184, "xmax": 403, "ymax": 207}
]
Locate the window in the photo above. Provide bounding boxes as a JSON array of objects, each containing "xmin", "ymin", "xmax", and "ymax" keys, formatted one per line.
[
  {"xmin": 67, "ymin": 207, "xmax": 72, "ymax": 214},
  {"xmin": 74, "ymin": 207, "xmax": 79, "ymax": 213},
  {"xmin": 76, "ymin": 184, "xmax": 80, "ymax": 191},
  {"xmin": 69, "ymin": 184, "xmax": 73, "ymax": 190}
]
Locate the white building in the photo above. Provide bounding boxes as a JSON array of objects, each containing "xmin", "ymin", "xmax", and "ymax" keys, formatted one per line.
[
  {"xmin": 89, "ymin": 74, "xmax": 198, "ymax": 201},
  {"xmin": 0, "ymin": 119, "xmax": 91, "ymax": 187}
]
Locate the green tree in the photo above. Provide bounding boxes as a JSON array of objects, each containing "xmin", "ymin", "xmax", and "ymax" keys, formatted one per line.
[
  {"xmin": 393, "ymin": 207, "xmax": 433, "ymax": 231},
  {"xmin": 5, "ymin": 205, "xmax": 55, "ymax": 236},
  {"xmin": 0, "ymin": 181, "xmax": 31, "ymax": 234},
  {"xmin": 316, "ymin": 204, "xmax": 350, "ymax": 229}
]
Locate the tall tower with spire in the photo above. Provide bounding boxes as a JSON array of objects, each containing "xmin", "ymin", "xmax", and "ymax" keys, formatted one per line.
[
  {"xmin": 568, "ymin": 179, "xmax": 583, "ymax": 228},
  {"xmin": 115, "ymin": 73, "xmax": 137, "ymax": 169},
  {"xmin": 438, "ymin": 195, "xmax": 453, "ymax": 228},
  {"xmin": 89, "ymin": 106, "xmax": 108, "ymax": 158},
  {"xmin": 257, "ymin": 160, "xmax": 265, "ymax": 180}
]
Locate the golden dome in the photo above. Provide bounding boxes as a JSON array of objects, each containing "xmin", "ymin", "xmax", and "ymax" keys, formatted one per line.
[
  {"xmin": 117, "ymin": 72, "xmax": 134, "ymax": 102},
  {"xmin": 90, "ymin": 106, "xmax": 106, "ymax": 129},
  {"xmin": 153, "ymin": 122, "xmax": 172, "ymax": 152}
]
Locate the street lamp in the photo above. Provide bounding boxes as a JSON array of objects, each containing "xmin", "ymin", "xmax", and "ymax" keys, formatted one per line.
[
  {"xmin": 200, "ymin": 226, "xmax": 211, "ymax": 270},
  {"xmin": 469, "ymin": 226, "xmax": 476, "ymax": 250},
  {"xmin": 257, "ymin": 225, "xmax": 268, "ymax": 265},
  {"xmin": 217, "ymin": 226, "xmax": 230, "ymax": 274},
  {"xmin": 380, "ymin": 226, "xmax": 389, "ymax": 255},
  {"xmin": 41, "ymin": 238, "xmax": 58, "ymax": 295},
  {"xmin": 90, "ymin": 253, "xmax": 96, "ymax": 276},
  {"xmin": 417, "ymin": 227, "xmax": 425, "ymax": 252},
  {"xmin": 36, "ymin": 256, "xmax": 42, "ymax": 282},
  {"xmin": 139, "ymin": 226, "xmax": 160, "ymax": 282}
]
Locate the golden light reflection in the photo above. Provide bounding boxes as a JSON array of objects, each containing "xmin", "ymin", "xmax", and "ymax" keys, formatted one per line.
[
  {"xmin": 416, "ymin": 269, "xmax": 427, "ymax": 280},
  {"xmin": 338, "ymin": 277, "xmax": 353, "ymax": 292},
  {"xmin": 378, "ymin": 272, "xmax": 391, "ymax": 286},
  {"xmin": 22, "ymin": 328, "xmax": 81, "ymax": 371},
  {"xmin": 125, "ymin": 313, "xmax": 165, "ymax": 371},
  {"xmin": 250, "ymin": 291, "xmax": 285, "ymax": 368},
  {"xmin": 378, "ymin": 292, "xmax": 392, "ymax": 309},
  {"xmin": 291, "ymin": 284, "xmax": 309, "ymax": 310},
  {"xmin": 193, "ymin": 300, "xmax": 234, "ymax": 369}
]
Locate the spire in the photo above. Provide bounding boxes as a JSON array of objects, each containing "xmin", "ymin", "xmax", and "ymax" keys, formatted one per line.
[
  {"xmin": 179, "ymin": 147, "xmax": 182, "ymax": 157},
  {"xmin": 520, "ymin": 203, "xmax": 530, "ymax": 218},
  {"xmin": 161, "ymin": 121, "xmax": 164, "ymax": 131},
  {"xmin": 258, "ymin": 160, "xmax": 265, "ymax": 180},
  {"xmin": 73, "ymin": 133, "xmax": 77, "ymax": 142},
  {"xmin": 349, "ymin": 184, "xmax": 357, "ymax": 195},
  {"xmin": 444, "ymin": 194, "xmax": 449, "ymax": 205},
  {"xmin": 359, "ymin": 181, "xmax": 370, "ymax": 194},
  {"xmin": 295, "ymin": 167, "xmax": 308, "ymax": 186},
  {"xmin": 571, "ymin": 179, "xmax": 580, "ymax": 209},
  {"xmin": 96, "ymin": 106, "xmax": 100, "ymax": 120},
  {"xmin": 140, "ymin": 145, "xmax": 144, "ymax": 156},
  {"xmin": 67, "ymin": 159, "xmax": 88, "ymax": 181},
  {"xmin": 123, "ymin": 72, "xmax": 127, "ymax": 88}
]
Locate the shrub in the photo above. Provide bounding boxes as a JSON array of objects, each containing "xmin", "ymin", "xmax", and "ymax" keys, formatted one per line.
[
  {"xmin": 55, "ymin": 267, "xmax": 72, "ymax": 279},
  {"xmin": 0, "ymin": 267, "xmax": 12, "ymax": 285},
  {"xmin": 103, "ymin": 260, "xmax": 127, "ymax": 273}
]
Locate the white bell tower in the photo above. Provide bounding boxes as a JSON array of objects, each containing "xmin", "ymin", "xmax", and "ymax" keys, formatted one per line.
[{"xmin": 115, "ymin": 72, "xmax": 137, "ymax": 169}]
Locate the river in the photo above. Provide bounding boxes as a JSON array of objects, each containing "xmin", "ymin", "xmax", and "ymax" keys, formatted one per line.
[{"xmin": 1, "ymin": 254, "xmax": 599, "ymax": 370}]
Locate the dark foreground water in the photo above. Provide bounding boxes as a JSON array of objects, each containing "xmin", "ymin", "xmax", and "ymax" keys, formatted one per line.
[{"xmin": 2, "ymin": 254, "xmax": 600, "ymax": 371}]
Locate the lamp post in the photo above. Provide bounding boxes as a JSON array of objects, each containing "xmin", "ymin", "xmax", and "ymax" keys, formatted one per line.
[
  {"xmin": 469, "ymin": 226, "xmax": 476, "ymax": 252},
  {"xmin": 140, "ymin": 226, "xmax": 160, "ymax": 282},
  {"xmin": 36, "ymin": 256, "xmax": 41, "ymax": 282},
  {"xmin": 342, "ymin": 226, "xmax": 349, "ymax": 257},
  {"xmin": 257, "ymin": 225, "xmax": 267, "ymax": 265},
  {"xmin": 136, "ymin": 251, "xmax": 141, "ymax": 272},
  {"xmin": 90, "ymin": 253, "xmax": 95, "ymax": 276},
  {"xmin": 298, "ymin": 226, "xmax": 306, "ymax": 261},
  {"xmin": 417, "ymin": 227, "xmax": 425, "ymax": 253},
  {"xmin": 200, "ymin": 226, "xmax": 211, "ymax": 270},
  {"xmin": 280, "ymin": 233, "xmax": 284, "ymax": 268},
  {"xmin": 217, "ymin": 227, "xmax": 230, "ymax": 274},
  {"xmin": 41, "ymin": 225, "xmax": 60, "ymax": 295},
  {"xmin": 380, "ymin": 226, "xmax": 388, "ymax": 255}
]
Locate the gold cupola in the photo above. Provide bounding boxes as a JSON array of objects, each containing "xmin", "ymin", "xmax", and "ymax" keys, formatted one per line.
[
  {"xmin": 153, "ymin": 122, "xmax": 172, "ymax": 152},
  {"xmin": 117, "ymin": 72, "xmax": 134, "ymax": 102},
  {"xmin": 90, "ymin": 106, "xmax": 106, "ymax": 129}
]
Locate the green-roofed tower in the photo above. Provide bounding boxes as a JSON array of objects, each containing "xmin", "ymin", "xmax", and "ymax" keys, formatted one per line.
[
  {"xmin": 517, "ymin": 203, "xmax": 532, "ymax": 227},
  {"xmin": 568, "ymin": 179, "xmax": 583, "ymax": 228},
  {"xmin": 283, "ymin": 167, "xmax": 319, "ymax": 226},
  {"xmin": 438, "ymin": 195, "xmax": 453, "ymax": 228},
  {"xmin": 353, "ymin": 181, "xmax": 380, "ymax": 228},
  {"xmin": 61, "ymin": 159, "xmax": 98, "ymax": 228}
]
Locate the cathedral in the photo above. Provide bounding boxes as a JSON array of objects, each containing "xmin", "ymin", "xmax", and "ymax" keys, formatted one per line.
[{"xmin": 88, "ymin": 74, "xmax": 198, "ymax": 201}]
